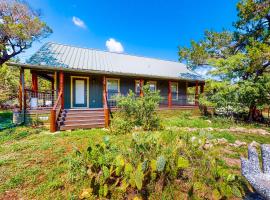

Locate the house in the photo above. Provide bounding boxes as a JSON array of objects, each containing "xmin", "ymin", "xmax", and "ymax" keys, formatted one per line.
[{"xmin": 8, "ymin": 42, "xmax": 205, "ymax": 132}]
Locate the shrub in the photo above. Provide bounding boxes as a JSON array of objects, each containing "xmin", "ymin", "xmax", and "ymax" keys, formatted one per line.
[{"xmin": 111, "ymin": 84, "xmax": 161, "ymax": 133}]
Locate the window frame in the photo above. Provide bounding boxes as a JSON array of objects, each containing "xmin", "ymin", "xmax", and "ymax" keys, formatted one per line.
[
  {"xmin": 171, "ymin": 82, "xmax": 178, "ymax": 100},
  {"xmin": 106, "ymin": 78, "xmax": 120, "ymax": 100},
  {"xmin": 148, "ymin": 81, "xmax": 157, "ymax": 92},
  {"xmin": 135, "ymin": 80, "xmax": 141, "ymax": 95}
]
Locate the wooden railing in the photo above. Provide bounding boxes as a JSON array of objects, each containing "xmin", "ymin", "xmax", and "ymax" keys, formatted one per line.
[
  {"xmin": 50, "ymin": 91, "xmax": 63, "ymax": 132},
  {"xmin": 24, "ymin": 89, "xmax": 57, "ymax": 109},
  {"xmin": 106, "ymin": 91, "xmax": 196, "ymax": 107}
]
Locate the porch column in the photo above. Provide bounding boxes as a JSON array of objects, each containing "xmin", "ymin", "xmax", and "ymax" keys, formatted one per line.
[
  {"xmin": 19, "ymin": 68, "xmax": 25, "ymax": 122},
  {"xmin": 195, "ymin": 81, "xmax": 199, "ymax": 106},
  {"xmin": 139, "ymin": 79, "xmax": 144, "ymax": 97},
  {"xmin": 103, "ymin": 76, "xmax": 109, "ymax": 127},
  {"xmin": 31, "ymin": 72, "xmax": 38, "ymax": 94},
  {"xmin": 200, "ymin": 82, "xmax": 205, "ymax": 94},
  {"xmin": 19, "ymin": 69, "xmax": 23, "ymax": 111},
  {"xmin": 59, "ymin": 71, "xmax": 64, "ymax": 108},
  {"xmin": 168, "ymin": 81, "xmax": 172, "ymax": 107}
]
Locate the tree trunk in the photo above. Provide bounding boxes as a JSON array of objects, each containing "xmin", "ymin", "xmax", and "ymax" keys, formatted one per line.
[{"xmin": 248, "ymin": 104, "xmax": 264, "ymax": 122}]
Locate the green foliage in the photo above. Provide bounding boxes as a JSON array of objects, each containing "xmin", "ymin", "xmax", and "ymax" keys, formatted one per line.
[
  {"xmin": 0, "ymin": 0, "xmax": 52, "ymax": 65},
  {"xmin": 179, "ymin": 0, "xmax": 270, "ymax": 121},
  {"xmin": 66, "ymin": 130, "xmax": 247, "ymax": 199},
  {"xmin": 111, "ymin": 84, "xmax": 161, "ymax": 133},
  {"xmin": 177, "ymin": 156, "xmax": 190, "ymax": 169}
]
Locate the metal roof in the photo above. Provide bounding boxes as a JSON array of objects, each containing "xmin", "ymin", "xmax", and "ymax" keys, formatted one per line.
[{"xmin": 25, "ymin": 42, "xmax": 203, "ymax": 81}]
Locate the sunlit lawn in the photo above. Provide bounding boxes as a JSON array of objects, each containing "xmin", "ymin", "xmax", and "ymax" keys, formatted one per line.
[{"xmin": 0, "ymin": 109, "xmax": 269, "ymax": 199}]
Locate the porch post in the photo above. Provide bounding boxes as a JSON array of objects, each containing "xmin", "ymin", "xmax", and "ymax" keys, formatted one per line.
[
  {"xmin": 168, "ymin": 81, "xmax": 172, "ymax": 107},
  {"xmin": 59, "ymin": 71, "xmax": 64, "ymax": 108},
  {"xmin": 19, "ymin": 68, "xmax": 24, "ymax": 111},
  {"xmin": 140, "ymin": 79, "xmax": 144, "ymax": 97},
  {"xmin": 31, "ymin": 72, "xmax": 38, "ymax": 94},
  {"xmin": 19, "ymin": 68, "xmax": 25, "ymax": 122},
  {"xmin": 51, "ymin": 76, "xmax": 55, "ymax": 105},
  {"xmin": 195, "ymin": 81, "xmax": 199, "ymax": 106},
  {"xmin": 103, "ymin": 76, "xmax": 109, "ymax": 127},
  {"xmin": 200, "ymin": 82, "xmax": 205, "ymax": 94}
]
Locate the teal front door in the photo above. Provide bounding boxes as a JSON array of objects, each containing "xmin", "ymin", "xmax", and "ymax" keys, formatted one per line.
[{"xmin": 72, "ymin": 77, "xmax": 88, "ymax": 108}]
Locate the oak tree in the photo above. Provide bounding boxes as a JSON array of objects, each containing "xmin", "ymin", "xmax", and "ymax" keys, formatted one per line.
[{"xmin": 0, "ymin": 0, "xmax": 52, "ymax": 65}]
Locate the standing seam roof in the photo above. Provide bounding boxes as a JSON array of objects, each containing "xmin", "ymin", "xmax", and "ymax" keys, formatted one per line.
[{"xmin": 27, "ymin": 42, "xmax": 204, "ymax": 81}]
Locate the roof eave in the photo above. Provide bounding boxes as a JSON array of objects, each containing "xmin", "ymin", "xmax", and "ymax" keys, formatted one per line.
[{"xmin": 7, "ymin": 62, "xmax": 205, "ymax": 82}]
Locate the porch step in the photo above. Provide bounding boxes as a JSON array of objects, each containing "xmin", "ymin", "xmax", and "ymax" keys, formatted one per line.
[
  {"xmin": 58, "ymin": 109, "xmax": 106, "ymax": 131},
  {"xmin": 60, "ymin": 123, "xmax": 105, "ymax": 131},
  {"xmin": 61, "ymin": 115, "xmax": 105, "ymax": 121},
  {"xmin": 59, "ymin": 119, "xmax": 105, "ymax": 125}
]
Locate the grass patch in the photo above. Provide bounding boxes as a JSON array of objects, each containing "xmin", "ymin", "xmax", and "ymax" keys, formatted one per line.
[{"xmin": 0, "ymin": 110, "xmax": 268, "ymax": 199}]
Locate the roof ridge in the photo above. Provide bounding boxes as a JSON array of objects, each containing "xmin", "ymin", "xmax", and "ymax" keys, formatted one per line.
[{"xmin": 46, "ymin": 41, "xmax": 185, "ymax": 65}]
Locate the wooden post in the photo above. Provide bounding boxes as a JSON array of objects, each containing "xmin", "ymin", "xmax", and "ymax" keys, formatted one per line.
[
  {"xmin": 31, "ymin": 72, "xmax": 38, "ymax": 95},
  {"xmin": 19, "ymin": 68, "xmax": 24, "ymax": 111},
  {"xmin": 51, "ymin": 78, "xmax": 55, "ymax": 105},
  {"xmin": 50, "ymin": 109, "xmax": 56, "ymax": 132},
  {"xmin": 139, "ymin": 79, "xmax": 144, "ymax": 97},
  {"xmin": 200, "ymin": 82, "xmax": 205, "ymax": 94},
  {"xmin": 195, "ymin": 81, "xmax": 199, "ymax": 106},
  {"xmin": 59, "ymin": 71, "xmax": 64, "ymax": 108},
  {"xmin": 168, "ymin": 81, "xmax": 172, "ymax": 107},
  {"xmin": 103, "ymin": 76, "xmax": 109, "ymax": 127}
]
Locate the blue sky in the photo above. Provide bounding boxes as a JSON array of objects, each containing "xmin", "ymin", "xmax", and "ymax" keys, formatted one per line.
[{"xmin": 21, "ymin": 0, "xmax": 239, "ymax": 62}]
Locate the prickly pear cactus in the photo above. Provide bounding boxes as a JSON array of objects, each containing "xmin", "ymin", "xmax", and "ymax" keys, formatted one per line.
[{"xmin": 156, "ymin": 156, "xmax": 166, "ymax": 172}]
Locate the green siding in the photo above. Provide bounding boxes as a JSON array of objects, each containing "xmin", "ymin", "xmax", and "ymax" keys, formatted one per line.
[
  {"xmin": 62, "ymin": 73, "xmax": 189, "ymax": 109},
  {"xmin": 89, "ymin": 76, "xmax": 103, "ymax": 108},
  {"xmin": 64, "ymin": 74, "xmax": 71, "ymax": 109},
  {"xmin": 120, "ymin": 78, "xmax": 135, "ymax": 95}
]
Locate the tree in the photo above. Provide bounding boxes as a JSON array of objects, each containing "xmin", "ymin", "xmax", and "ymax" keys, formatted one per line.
[
  {"xmin": 179, "ymin": 0, "xmax": 270, "ymax": 121},
  {"xmin": 0, "ymin": 0, "xmax": 52, "ymax": 65}
]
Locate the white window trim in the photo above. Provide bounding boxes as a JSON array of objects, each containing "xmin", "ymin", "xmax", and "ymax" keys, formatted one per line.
[
  {"xmin": 171, "ymin": 82, "xmax": 178, "ymax": 100},
  {"xmin": 106, "ymin": 78, "xmax": 120, "ymax": 99},
  {"xmin": 148, "ymin": 81, "xmax": 157, "ymax": 91},
  {"xmin": 135, "ymin": 80, "xmax": 141, "ymax": 94},
  {"xmin": 70, "ymin": 76, "xmax": 89, "ymax": 108}
]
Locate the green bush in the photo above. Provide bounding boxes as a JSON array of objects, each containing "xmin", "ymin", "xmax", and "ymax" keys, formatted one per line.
[{"xmin": 111, "ymin": 84, "xmax": 161, "ymax": 133}]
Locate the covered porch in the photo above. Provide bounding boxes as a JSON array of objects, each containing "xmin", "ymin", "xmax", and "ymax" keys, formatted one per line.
[{"xmin": 16, "ymin": 67, "xmax": 204, "ymax": 132}]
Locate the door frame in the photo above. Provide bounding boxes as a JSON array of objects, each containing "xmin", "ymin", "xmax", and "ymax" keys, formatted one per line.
[{"xmin": 70, "ymin": 76, "xmax": 89, "ymax": 108}]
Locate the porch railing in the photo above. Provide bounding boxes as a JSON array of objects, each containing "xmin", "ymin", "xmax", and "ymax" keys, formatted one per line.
[
  {"xmin": 24, "ymin": 89, "xmax": 57, "ymax": 109},
  {"xmin": 107, "ymin": 91, "xmax": 196, "ymax": 107}
]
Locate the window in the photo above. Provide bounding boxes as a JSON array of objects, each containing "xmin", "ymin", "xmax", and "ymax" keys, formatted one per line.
[
  {"xmin": 171, "ymin": 82, "xmax": 178, "ymax": 100},
  {"xmin": 135, "ymin": 80, "xmax": 141, "ymax": 96},
  {"xmin": 148, "ymin": 81, "xmax": 157, "ymax": 92},
  {"xmin": 107, "ymin": 79, "xmax": 120, "ymax": 100}
]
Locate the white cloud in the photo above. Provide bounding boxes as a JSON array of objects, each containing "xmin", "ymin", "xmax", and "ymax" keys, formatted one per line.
[
  {"xmin": 72, "ymin": 16, "xmax": 86, "ymax": 28},
  {"xmin": 106, "ymin": 38, "xmax": 124, "ymax": 53}
]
